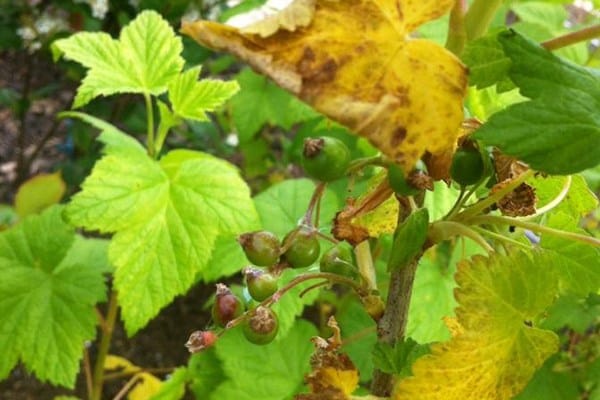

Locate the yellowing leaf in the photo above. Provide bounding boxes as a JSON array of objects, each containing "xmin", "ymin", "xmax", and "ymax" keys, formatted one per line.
[
  {"xmin": 393, "ymin": 252, "xmax": 559, "ymax": 400},
  {"xmin": 104, "ymin": 355, "xmax": 140, "ymax": 374},
  {"xmin": 182, "ymin": 0, "xmax": 467, "ymax": 171},
  {"xmin": 128, "ymin": 372, "xmax": 162, "ymax": 400},
  {"xmin": 296, "ymin": 317, "xmax": 359, "ymax": 399},
  {"xmin": 15, "ymin": 172, "xmax": 66, "ymax": 218}
]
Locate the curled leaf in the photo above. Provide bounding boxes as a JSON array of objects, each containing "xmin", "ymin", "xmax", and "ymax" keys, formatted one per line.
[{"xmin": 182, "ymin": 0, "xmax": 467, "ymax": 171}]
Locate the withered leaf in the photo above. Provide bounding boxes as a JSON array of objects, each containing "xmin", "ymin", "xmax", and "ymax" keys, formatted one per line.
[{"xmin": 182, "ymin": 0, "xmax": 468, "ymax": 171}]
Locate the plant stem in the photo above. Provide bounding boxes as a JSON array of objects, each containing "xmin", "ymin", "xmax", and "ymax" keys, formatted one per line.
[
  {"xmin": 542, "ymin": 24, "xmax": 600, "ymax": 51},
  {"xmin": 112, "ymin": 375, "xmax": 140, "ymax": 400},
  {"xmin": 445, "ymin": 0, "xmax": 467, "ymax": 55},
  {"xmin": 454, "ymin": 170, "xmax": 535, "ymax": 221},
  {"xmin": 144, "ymin": 93, "xmax": 155, "ymax": 158},
  {"xmin": 355, "ymin": 240, "xmax": 377, "ymax": 291},
  {"xmin": 371, "ymin": 198, "xmax": 421, "ymax": 396},
  {"xmin": 464, "ymin": 0, "xmax": 504, "ymax": 41},
  {"xmin": 91, "ymin": 290, "xmax": 119, "ymax": 400},
  {"xmin": 15, "ymin": 53, "xmax": 34, "ymax": 187},
  {"xmin": 83, "ymin": 347, "xmax": 93, "ymax": 399},
  {"xmin": 467, "ymin": 215, "xmax": 600, "ymax": 248},
  {"xmin": 429, "ymin": 220, "xmax": 494, "ymax": 252},
  {"xmin": 471, "ymin": 226, "xmax": 531, "ymax": 249}
]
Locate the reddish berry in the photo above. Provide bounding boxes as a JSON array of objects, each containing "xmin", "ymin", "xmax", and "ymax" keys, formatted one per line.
[
  {"xmin": 242, "ymin": 306, "xmax": 279, "ymax": 345},
  {"xmin": 238, "ymin": 230, "xmax": 280, "ymax": 267},
  {"xmin": 212, "ymin": 283, "xmax": 244, "ymax": 327},
  {"xmin": 185, "ymin": 330, "xmax": 218, "ymax": 354}
]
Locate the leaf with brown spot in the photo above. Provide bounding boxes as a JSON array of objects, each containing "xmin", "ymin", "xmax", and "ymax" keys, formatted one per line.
[
  {"xmin": 491, "ymin": 149, "xmax": 537, "ymax": 217},
  {"xmin": 182, "ymin": 0, "xmax": 467, "ymax": 171}
]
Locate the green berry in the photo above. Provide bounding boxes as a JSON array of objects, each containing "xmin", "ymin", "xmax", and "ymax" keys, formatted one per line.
[
  {"xmin": 450, "ymin": 148, "xmax": 485, "ymax": 186},
  {"xmin": 238, "ymin": 230, "xmax": 280, "ymax": 267},
  {"xmin": 388, "ymin": 165, "xmax": 419, "ymax": 196},
  {"xmin": 320, "ymin": 243, "xmax": 358, "ymax": 279},
  {"xmin": 282, "ymin": 228, "xmax": 320, "ymax": 268},
  {"xmin": 211, "ymin": 283, "xmax": 244, "ymax": 327},
  {"xmin": 244, "ymin": 267, "xmax": 278, "ymax": 301},
  {"xmin": 302, "ymin": 137, "xmax": 351, "ymax": 182},
  {"xmin": 242, "ymin": 306, "xmax": 279, "ymax": 345}
]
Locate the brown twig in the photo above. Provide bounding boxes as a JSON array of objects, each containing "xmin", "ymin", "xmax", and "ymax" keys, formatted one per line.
[{"xmin": 542, "ymin": 24, "xmax": 600, "ymax": 51}]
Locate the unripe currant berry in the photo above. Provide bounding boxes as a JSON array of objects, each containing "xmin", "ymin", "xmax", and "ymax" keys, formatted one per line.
[
  {"xmin": 244, "ymin": 267, "xmax": 278, "ymax": 301},
  {"xmin": 212, "ymin": 283, "xmax": 244, "ymax": 327},
  {"xmin": 302, "ymin": 137, "xmax": 351, "ymax": 182},
  {"xmin": 387, "ymin": 164, "xmax": 420, "ymax": 196},
  {"xmin": 242, "ymin": 306, "xmax": 279, "ymax": 345},
  {"xmin": 320, "ymin": 243, "xmax": 358, "ymax": 279},
  {"xmin": 238, "ymin": 230, "xmax": 280, "ymax": 267},
  {"xmin": 450, "ymin": 148, "xmax": 485, "ymax": 186},
  {"xmin": 282, "ymin": 228, "xmax": 320, "ymax": 268}
]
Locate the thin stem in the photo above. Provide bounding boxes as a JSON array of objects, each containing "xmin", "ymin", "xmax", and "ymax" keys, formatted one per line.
[
  {"xmin": 522, "ymin": 176, "xmax": 571, "ymax": 220},
  {"xmin": 444, "ymin": 186, "xmax": 467, "ymax": 221},
  {"xmin": 471, "ymin": 226, "xmax": 531, "ymax": 250},
  {"xmin": 15, "ymin": 53, "xmax": 34, "ymax": 186},
  {"xmin": 346, "ymin": 154, "xmax": 385, "ymax": 175},
  {"xmin": 225, "ymin": 272, "xmax": 364, "ymax": 330},
  {"xmin": 445, "ymin": 0, "xmax": 467, "ymax": 56},
  {"xmin": 430, "ymin": 220, "xmax": 494, "ymax": 253},
  {"xmin": 302, "ymin": 182, "xmax": 327, "ymax": 226},
  {"xmin": 371, "ymin": 198, "xmax": 420, "ymax": 396},
  {"xmin": 468, "ymin": 215, "xmax": 600, "ymax": 248},
  {"xmin": 103, "ymin": 366, "xmax": 175, "ymax": 381},
  {"xmin": 91, "ymin": 291, "xmax": 119, "ymax": 400},
  {"xmin": 299, "ymin": 280, "xmax": 330, "ymax": 297},
  {"xmin": 464, "ymin": 0, "xmax": 504, "ymax": 40},
  {"xmin": 83, "ymin": 347, "xmax": 93, "ymax": 400},
  {"xmin": 144, "ymin": 93, "xmax": 155, "ymax": 158},
  {"xmin": 112, "ymin": 375, "xmax": 140, "ymax": 400},
  {"xmin": 455, "ymin": 170, "xmax": 536, "ymax": 221},
  {"xmin": 542, "ymin": 24, "xmax": 600, "ymax": 51},
  {"xmin": 355, "ymin": 240, "xmax": 377, "ymax": 291}
]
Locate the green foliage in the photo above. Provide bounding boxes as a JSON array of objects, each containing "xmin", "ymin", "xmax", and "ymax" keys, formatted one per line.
[
  {"xmin": 0, "ymin": 206, "xmax": 109, "ymax": 387},
  {"xmin": 229, "ymin": 68, "xmax": 318, "ymax": 143},
  {"xmin": 462, "ymin": 34, "xmax": 511, "ymax": 89},
  {"xmin": 372, "ymin": 339, "xmax": 430, "ymax": 377},
  {"xmin": 388, "ymin": 209, "xmax": 429, "ymax": 272},
  {"xmin": 53, "ymin": 10, "xmax": 184, "ymax": 107},
  {"xmin": 64, "ymin": 116, "xmax": 257, "ymax": 334},
  {"xmin": 474, "ymin": 30, "xmax": 600, "ymax": 174}
]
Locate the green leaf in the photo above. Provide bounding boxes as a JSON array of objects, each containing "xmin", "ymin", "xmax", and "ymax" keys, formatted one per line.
[
  {"xmin": 210, "ymin": 320, "xmax": 317, "ymax": 400},
  {"xmin": 372, "ymin": 339, "xmax": 430, "ymax": 377},
  {"xmin": 473, "ymin": 30, "xmax": 600, "ymax": 174},
  {"xmin": 168, "ymin": 66, "xmax": 239, "ymax": 121},
  {"xmin": 541, "ymin": 294, "xmax": 600, "ymax": 333},
  {"xmin": 336, "ymin": 298, "xmax": 377, "ymax": 383},
  {"xmin": 149, "ymin": 367, "xmax": 188, "ymax": 400},
  {"xmin": 66, "ymin": 127, "xmax": 257, "ymax": 334},
  {"xmin": 229, "ymin": 69, "xmax": 318, "ymax": 142},
  {"xmin": 388, "ymin": 209, "xmax": 429, "ymax": 272},
  {"xmin": 188, "ymin": 348, "xmax": 226, "ymax": 399},
  {"xmin": 540, "ymin": 213, "xmax": 600, "ymax": 297},
  {"xmin": 406, "ymin": 238, "xmax": 484, "ymax": 343},
  {"xmin": 14, "ymin": 172, "xmax": 66, "ymax": 218},
  {"xmin": 514, "ymin": 356, "xmax": 580, "ymax": 400},
  {"xmin": 52, "ymin": 10, "xmax": 183, "ymax": 107},
  {"xmin": 462, "ymin": 34, "xmax": 511, "ymax": 89},
  {"xmin": 0, "ymin": 206, "xmax": 108, "ymax": 387},
  {"xmin": 253, "ymin": 178, "xmax": 340, "ymax": 237},
  {"xmin": 530, "ymin": 175, "xmax": 598, "ymax": 220}
]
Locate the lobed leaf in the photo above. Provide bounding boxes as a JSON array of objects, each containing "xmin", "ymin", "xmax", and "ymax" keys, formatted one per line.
[
  {"xmin": 0, "ymin": 206, "xmax": 109, "ymax": 387},
  {"xmin": 53, "ymin": 10, "xmax": 183, "ymax": 107},
  {"xmin": 182, "ymin": 0, "xmax": 467, "ymax": 171},
  {"xmin": 65, "ymin": 125, "xmax": 258, "ymax": 334},
  {"xmin": 394, "ymin": 251, "xmax": 560, "ymax": 400}
]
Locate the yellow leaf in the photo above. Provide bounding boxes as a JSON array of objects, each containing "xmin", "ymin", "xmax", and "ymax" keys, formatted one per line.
[
  {"xmin": 104, "ymin": 355, "xmax": 140, "ymax": 374},
  {"xmin": 128, "ymin": 372, "xmax": 163, "ymax": 400},
  {"xmin": 182, "ymin": 0, "xmax": 467, "ymax": 171},
  {"xmin": 14, "ymin": 172, "xmax": 66, "ymax": 218},
  {"xmin": 393, "ymin": 252, "xmax": 559, "ymax": 400}
]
